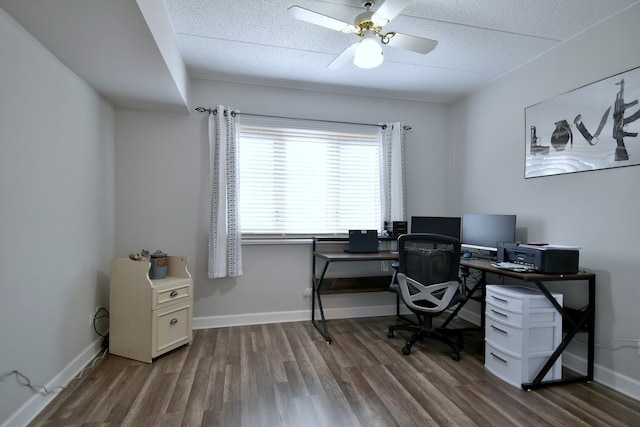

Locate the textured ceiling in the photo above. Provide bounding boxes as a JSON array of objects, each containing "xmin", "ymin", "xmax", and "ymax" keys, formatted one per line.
[
  {"xmin": 164, "ymin": 0, "xmax": 639, "ymax": 103},
  {"xmin": 1, "ymin": 0, "xmax": 637, "ymax": 109}
]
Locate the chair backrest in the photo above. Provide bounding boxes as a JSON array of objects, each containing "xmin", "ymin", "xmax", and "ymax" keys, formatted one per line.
[
  {"xmin": 398, "ymin": 233, "xmax": 461, "ymax": 283},
  {"xmin": 397, "ymin": 233, "xmax": 462, "ymax": 314}
]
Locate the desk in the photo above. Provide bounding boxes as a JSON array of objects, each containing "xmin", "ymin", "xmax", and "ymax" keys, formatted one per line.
[
  {"xmin": 451, "ymin": 258, "xmax": 595, "ymax": 390},
  {"xmin": 312, "ymin": 237, "xmax": 398, "ymax": 343}
]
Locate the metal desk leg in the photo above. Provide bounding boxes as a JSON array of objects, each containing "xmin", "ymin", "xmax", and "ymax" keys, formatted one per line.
[
  {"xmin": 587, "ymin": 276, "xmax": 595, "ymax": 381},
  {"xmin": 523, "ymin": 279, "xmax": 595, "ymax": 390},
  {"xmin": 440, "ymin": 272, "xmax": 485, "ymax": 331},
  {"xmin": 311, "ymin": 257, "xmax": 332, "ymax": 343},
  {"xmin": 525, "ymin": 280, "xmax": 573, "ymax": 388}
]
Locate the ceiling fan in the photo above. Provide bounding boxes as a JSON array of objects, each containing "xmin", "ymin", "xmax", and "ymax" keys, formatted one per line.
[{"xmin": 288, "ymin": 0, "xmax": 437, "ymax": 69}]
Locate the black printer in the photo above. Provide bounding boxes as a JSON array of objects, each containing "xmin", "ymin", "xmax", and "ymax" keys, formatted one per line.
[{"xmin": 497, "ymin": 242, "xmax": 579, "ymax": 274}]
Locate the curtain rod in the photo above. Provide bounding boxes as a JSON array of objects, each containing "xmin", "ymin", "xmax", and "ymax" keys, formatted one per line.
[{"xmin": 194, "ymin": 106, "xmax": 412, "ymax": 131}]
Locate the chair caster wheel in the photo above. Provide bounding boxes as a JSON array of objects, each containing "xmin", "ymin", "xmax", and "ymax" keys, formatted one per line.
[
  {"xmin": 452, "ymin": 353, "xmax": 460, "ymax": 361},
  {"xmin": 401, "ymin": 346, "xmax": 411, "ymax": 356},
  {"xmin": 387, "ymin": 331, "xmax": 394, "ymax": 339}
]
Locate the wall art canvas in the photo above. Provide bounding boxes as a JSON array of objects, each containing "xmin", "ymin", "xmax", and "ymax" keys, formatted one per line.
[{"xmin": 525, "ymin": 66, "xmax": 640, "ymax": 178}]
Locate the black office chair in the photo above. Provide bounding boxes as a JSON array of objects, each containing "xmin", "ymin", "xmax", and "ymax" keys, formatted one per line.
[
  {"xmin": 389, "ymin": 257, "xmax": 418, "ymax": 325},
  {"xmin": 387, "ymin": 233, "xmax": 465, "ymax": 360}
]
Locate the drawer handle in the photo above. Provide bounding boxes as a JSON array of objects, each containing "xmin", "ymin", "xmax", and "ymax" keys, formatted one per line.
[
  {"xmin": 170, "ymin": 318, "xmax": 178, "ymax": 325},
  {"xmin": 490, "ymin": 296, "xmax": 508, "ymax": 304},
  {"xmin": 490, "ymin": 352, "xmax": 508, "ymax": 364},
  {"xmin": 490, "ymin": 309, "xmax": 508, "ymax": 318},
  {"xmin": 170, "ymin": 290, "xmax": 178, "ymax": 297},
  {"xmin": 490, "ymin": 325, "xmax": 508, "ymax": 334}
]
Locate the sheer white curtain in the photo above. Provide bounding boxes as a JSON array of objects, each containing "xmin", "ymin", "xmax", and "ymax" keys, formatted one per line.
[
  {"xmin": 208, "ymin": 105, "xmax": 242, "ymax": 278},
  {"xmin": 380, "ymin": 122, "xmax": 406, "ymax": 226}
]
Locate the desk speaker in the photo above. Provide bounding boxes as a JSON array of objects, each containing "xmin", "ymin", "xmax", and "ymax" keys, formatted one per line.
[{"xmin": 384, "ymin": 221, "xmax": 407, "ymax": 238}]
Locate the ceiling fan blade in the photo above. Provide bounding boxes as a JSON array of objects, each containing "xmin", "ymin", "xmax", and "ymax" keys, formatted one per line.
[
  {"xmin": 386, "ymin": 32, "xmax": 438, "ymax": 54},
  {"xmin": 372, "ymin": 0, "xmax": 413, "ymax": 25},
  {"xmin": 288, "ymin": 6, "xmax": 357, "ymax": 33},
  {"xmin": 327, "ymin": 44, "xmax": 358, "ymax": 69}
]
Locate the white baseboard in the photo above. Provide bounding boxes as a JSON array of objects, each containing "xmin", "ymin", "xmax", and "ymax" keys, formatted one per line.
[
  {"xmin": 458, "ymin": 306, "xmax": 482, "ymax": 326},
  {"xmin": 2, "ymin": 338, "xmax": 104, "ymax": 427},
  {"xmin": 561, "ymin": 347, "xmax": 640, "ymax": 401},
  {"xmin": 193, "ymin": 303, "xmax": 402, "ymax": 329}
]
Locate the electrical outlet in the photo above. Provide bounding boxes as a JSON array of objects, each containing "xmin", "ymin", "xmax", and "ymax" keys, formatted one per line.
[{"xmin": 303, "ymin": 288, "xmax": 312, "ymax": 297}]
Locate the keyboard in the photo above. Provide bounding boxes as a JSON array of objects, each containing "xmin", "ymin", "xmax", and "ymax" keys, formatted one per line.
[{"xmin": 491, "ymin": 262, "xmax": 535, "ymax": 272}]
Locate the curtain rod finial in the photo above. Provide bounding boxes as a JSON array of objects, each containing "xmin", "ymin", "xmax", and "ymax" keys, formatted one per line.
[{"xmin": 195, "ymin": 106, "xmax": 215, "ymax": 114}]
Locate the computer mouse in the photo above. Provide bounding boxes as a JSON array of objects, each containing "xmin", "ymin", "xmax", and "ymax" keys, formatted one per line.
[{"xmin": 462, "ymin": 252, "xmax": 472, "ymax": 259}]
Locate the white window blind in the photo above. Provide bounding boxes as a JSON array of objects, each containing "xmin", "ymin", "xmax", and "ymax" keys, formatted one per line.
[{"xmin": 237, "ymin": 116, "xmax": 382, "ymax": 235}]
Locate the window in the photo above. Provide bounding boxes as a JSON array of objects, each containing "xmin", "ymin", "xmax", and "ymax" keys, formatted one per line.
[{"xmin": 237, "ymin": 116, "xmax": 382, "ymax": 235}]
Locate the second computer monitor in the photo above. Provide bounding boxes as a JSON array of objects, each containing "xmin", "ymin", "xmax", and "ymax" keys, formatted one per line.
[
  {"xmin": 410, "ymin": 216, "xmax": 461, "ymax": 240},
  {"xmin": 461, "ymin": 213, "xmax": 516, "ymax": 252}
]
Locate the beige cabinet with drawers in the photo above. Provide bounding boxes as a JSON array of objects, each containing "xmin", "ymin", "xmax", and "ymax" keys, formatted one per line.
[{"xmin": 109, "ymin": 256, "xmax": 192, "ymax": 363}]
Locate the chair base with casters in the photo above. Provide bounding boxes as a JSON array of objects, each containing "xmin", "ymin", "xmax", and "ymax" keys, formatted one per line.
[{"xmin": 387, "ymin": 314, "xmax": 464, "ymax": 360}]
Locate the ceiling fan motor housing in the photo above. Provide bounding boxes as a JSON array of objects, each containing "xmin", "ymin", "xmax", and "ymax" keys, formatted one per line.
[{"xmin": 355, "ymin": 4, "xmax": 381, "ymax": 35}]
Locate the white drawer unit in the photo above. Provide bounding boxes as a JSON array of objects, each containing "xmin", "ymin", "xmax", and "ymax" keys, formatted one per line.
[
  {"xmin": 485, "ymin": 284, "xmax": 563, "ymax": 388},
  {"xmin": 485, "ymin": 341, "xmax": 562, "ymax": 387},
  {"xmin": 486, "ymin": 285, "xmax": 561, "ymax": 312},
  {"xmin": 486, "ymin": 311, "xmax": 562, "ymax": 355},
  {"xmin": 110, "ymin": 256, "xmax": 193, "ymax": 363}
]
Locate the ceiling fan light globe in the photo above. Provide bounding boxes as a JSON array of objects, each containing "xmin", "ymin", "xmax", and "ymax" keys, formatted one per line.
[{"xmin": 353, "ymin": 38, "xmax": 383, "ymax": 68}]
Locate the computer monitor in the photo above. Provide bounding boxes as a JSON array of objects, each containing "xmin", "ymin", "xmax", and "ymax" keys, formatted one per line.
[
  {"xmin": 461, "ymin": 213, "xmax": 516, "ymax": 252},
  {"xmin": 410, "ymin": 216, "xmax": 461, "ymax": 239}
]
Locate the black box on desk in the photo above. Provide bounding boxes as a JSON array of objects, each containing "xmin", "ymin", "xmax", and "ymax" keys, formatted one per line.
[{"xmin": 384, "ymin": 221, "xmax": 407, "ymax": 238}]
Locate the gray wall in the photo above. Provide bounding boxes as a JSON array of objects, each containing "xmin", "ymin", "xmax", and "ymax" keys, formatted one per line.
[
  {"xmin": 0, "ymin": 8, "xmax": 115, "ymax": 426},
  {"xmin": 449, "ymin": 3, "xmax": 640, "ymax": 398},
  {"xmin": 3, "ymin": 3, "xmax": 640, "ymax": 425},
  {"xmin": 114, "ymin": 80, "xmax": 451, "ymax": 326}
]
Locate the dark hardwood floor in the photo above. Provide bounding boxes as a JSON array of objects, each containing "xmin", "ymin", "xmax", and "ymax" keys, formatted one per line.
[{"xmin": 30, "ymin": 316, "xmax": 640, "ymax": 426}]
